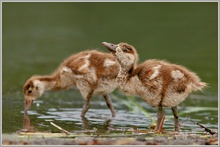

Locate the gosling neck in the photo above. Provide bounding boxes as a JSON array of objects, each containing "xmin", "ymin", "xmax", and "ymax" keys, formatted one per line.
[
  {"xmin": 118, "ymin": 66, "xmax": 134, "ymax": 78},
  {"xmin": 117, "ymin": 66, "xmax": 134, "ymax": 89},
  {"xmin": 36, "ymin": 75, "xmax": 58, "ymax": 91}
]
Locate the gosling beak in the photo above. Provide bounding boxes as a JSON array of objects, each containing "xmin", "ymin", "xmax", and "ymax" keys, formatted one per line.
[
  {"xmin": 102, "ymin": 42, "xmax": 117, "ymax": 53},
  {"xmin": 24, "ymin": 98, "xmax": 34, "ymax": 112}
]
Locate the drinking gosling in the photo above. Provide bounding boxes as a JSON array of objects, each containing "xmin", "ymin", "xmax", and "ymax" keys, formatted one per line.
[{"xmin": 23, "ymin": 50, "xmax": 119, "ymax": 118}]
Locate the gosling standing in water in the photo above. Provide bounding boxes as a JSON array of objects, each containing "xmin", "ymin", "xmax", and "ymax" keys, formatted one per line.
[
  {"xmin": 23, "ymin": 50, "xmax": 119, "ymax": 118},
  {"xmin": 103, "ymin": 42, "xmax": 207, "ymax": 132}
]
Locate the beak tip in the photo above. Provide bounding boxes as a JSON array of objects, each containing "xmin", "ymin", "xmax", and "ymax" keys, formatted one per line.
[
  {"xmin": 102, "ymin": 42, "xmax": 108, "ymax": 46},
  {"xmin": 102, "ymin": 42, "xmax": 117, "ymax": 52}
]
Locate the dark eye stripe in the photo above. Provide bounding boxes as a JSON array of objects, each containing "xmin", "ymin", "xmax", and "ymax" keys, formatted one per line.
[
  {"xmin": 25, "ymin": 84, "xmax": 32, "ymax": 91},
  {"xmin": 122, "ymin": 48, "xmax": 132, "ymax": 53},
  {"xmin": 127, "ymin": 46, "xmax": 132, "ymax": 50}
]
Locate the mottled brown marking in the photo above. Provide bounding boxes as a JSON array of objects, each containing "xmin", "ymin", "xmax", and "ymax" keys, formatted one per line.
[
  {"xmin": 131, "ymin": 59, "xmax": 205, "ymax": 106},
  {"xmin": 159, "ymin": 65, "xmax": 172, "ymax": 106},
  {"xmin": 132, "ymin": 60, "xmax": 163, "ymax": 94},
  {"xmin": 61, "ymin": 51, "xmax": 90, "ymax": 74},
  {"xmin": 89, "ymin": 51, "xmax": 119, "ymax": 79}
]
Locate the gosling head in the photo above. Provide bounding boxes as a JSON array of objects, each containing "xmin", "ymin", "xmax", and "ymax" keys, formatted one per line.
[
  {"xmin": 102, "ymin": 42, "xmax": 138, "ymax": 71},
  {"xmin": 23, "ymin": 76, "xmax": 45, "ymax": 111}
]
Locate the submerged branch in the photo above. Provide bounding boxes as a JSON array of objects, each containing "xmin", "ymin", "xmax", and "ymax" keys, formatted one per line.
[{"xmin": 196, "ymin": 122, "xmax": 217, "ymax": 135}]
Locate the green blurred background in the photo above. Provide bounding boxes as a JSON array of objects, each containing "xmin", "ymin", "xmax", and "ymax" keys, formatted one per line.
[
  {"xmin": 3, "ymin": 2, "xmax": 218, "ymax": 95},
  {"xmin": 2, "ymin": 2, "xmax": 218, "ymax": 133}
]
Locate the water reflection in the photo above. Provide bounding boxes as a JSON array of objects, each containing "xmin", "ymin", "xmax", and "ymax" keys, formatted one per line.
[
  {"xmin": 21, "ymin": 110, "xmax": 115, "ymax": 134},
  {"xmin": 81, "ymin": 117, "xmax": 113, "ymax": 131},
  {"xmin": 81, "ymin": 117, "xmax": 89, "ymax": 130},
  {"xmin": 21, "ymin": 112, "xmax": 36, "ymax": 132},
  {"xmin": 19, "ymin": 106, "xmax": 218, "ymax": 135}
]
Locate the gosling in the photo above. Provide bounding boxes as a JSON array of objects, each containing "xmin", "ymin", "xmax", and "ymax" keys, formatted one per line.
[
  {"xmin": 23, "ymin": 50, "xmax": 119, "ymax": 118},
  {"xmin": 103, "ymin": 42, "xmax": 207, "ymax": 132}
]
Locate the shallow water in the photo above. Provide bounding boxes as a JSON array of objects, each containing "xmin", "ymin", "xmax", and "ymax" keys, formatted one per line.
[
  {"xmin": 2, "ymin": 2, "xmax": 218, "ymax": 135},
  {"xmin": 2, "ymin": 89, "xmax": 218, "ymax": 134}
]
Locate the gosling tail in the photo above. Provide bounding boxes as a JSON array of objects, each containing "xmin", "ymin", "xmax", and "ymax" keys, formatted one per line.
[{"xmin": 191, "ymin": 81, "xmax": 208, "ymax": 92}]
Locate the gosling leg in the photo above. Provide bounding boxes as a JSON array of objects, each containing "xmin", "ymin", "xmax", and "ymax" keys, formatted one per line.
[
  {"xmin": 171, "ymin": 106, "xmax": 180, "ymax": 132},
  {"xmin": 81, "ymin": 91, "xmax": 93, "ymax": 117},
  {"xmin": 81, "ymin": 99, "xmax": 90, "ymax": 117},
  {"xmin": 155, "ymin": 106, "xmax": 164, "ymax": 131},
  {"xmin": 103, "ymin": 94, "xmax": 116, "ymax": 117},
  {"xmin": 81, "ymin": 117, "xmax": 89, "ymax": 130}
]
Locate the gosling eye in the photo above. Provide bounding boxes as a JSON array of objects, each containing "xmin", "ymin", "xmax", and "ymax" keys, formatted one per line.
[
  {"xmin": 26, "ymin": 84, "xmax": 31, "ymax": 90},
  {"xmin": 122, "ymin": 48, "xmax": 131, "ymax": 52},
  {"xmin": 127, "ymin": 46, "xmax": 132, "ymax": 50},
  {"xmin": 122, "ymin": 44, "xmax": 132, "ymax": 51}
]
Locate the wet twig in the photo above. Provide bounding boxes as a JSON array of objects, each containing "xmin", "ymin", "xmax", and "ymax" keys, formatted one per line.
[
  {"xmin": 50, "ymin": 122, "xmax": 71, "ymax": 135},
  {"xmin": 196, "ymin": 122, "xmax": 217, "ymax": 135}
]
